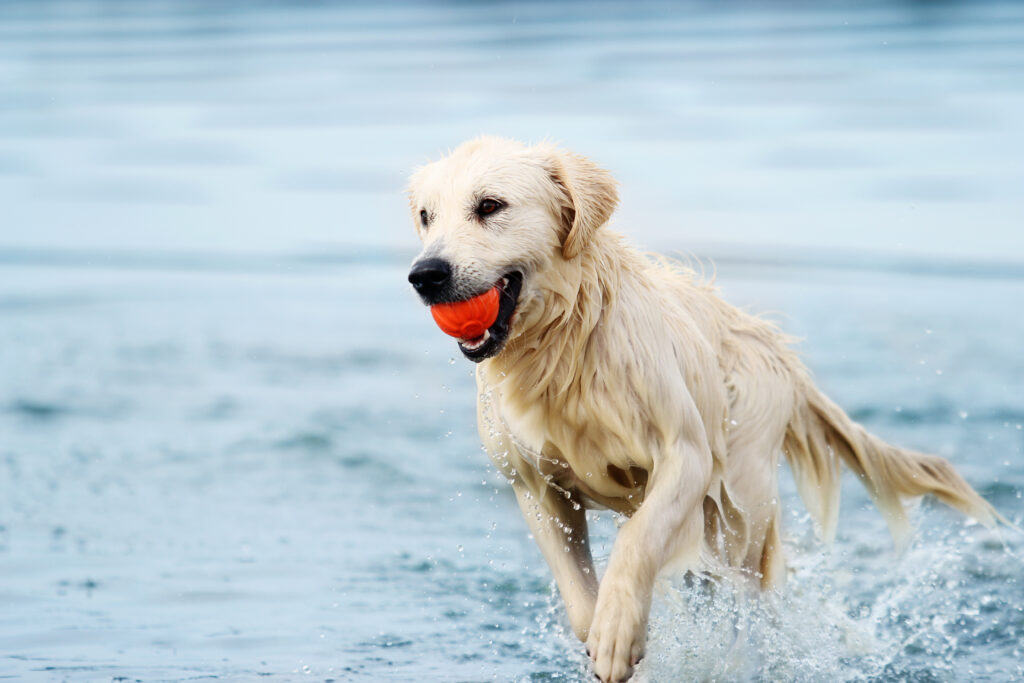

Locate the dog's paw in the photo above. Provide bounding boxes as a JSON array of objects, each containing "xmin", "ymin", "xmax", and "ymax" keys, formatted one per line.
[{"xmin": 585, "ymin": 588, "xmax": 646, "ymax": 682}]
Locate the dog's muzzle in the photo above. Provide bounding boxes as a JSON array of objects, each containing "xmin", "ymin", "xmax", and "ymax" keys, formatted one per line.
[
  {"xmin": 408, "ymin": 260, "xmax": 524, "ymax": 362},
  {"xmin": 408, "ymin": 257, "xmax": 452, "ymax": 302}
]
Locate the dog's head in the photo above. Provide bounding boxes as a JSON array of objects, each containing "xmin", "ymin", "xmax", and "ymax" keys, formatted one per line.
[{"xmin": 407, "ymin": 137, "xmax": 618, "ymax": 362}]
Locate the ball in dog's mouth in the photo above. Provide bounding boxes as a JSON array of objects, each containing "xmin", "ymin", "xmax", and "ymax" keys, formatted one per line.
[
  {"xmin": 430, "ymin": 287, "xmax": 501, "ymax": 341},
  {"xmin": 429, "ymin": 271, "xmax": 522, "ymax": 362}
]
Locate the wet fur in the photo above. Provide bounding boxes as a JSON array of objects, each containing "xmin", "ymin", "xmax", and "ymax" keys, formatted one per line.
[{"xmin": 407, "ymin": 137, "xmax": 1000, "ymax": 683}]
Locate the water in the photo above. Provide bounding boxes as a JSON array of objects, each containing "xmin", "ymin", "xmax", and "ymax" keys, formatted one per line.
[
  {"xmin": 1, "ymin": 1, "xmax": 1023, "ymax": 681},
  {"xmin": 2, "ymin": 0, "xmax": 1023, "ymax": 259}
]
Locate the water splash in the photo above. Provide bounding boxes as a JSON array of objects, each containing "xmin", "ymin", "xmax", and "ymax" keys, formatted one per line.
[{"xmin": 527, "ymin": 522, "xmax": 1023, "ymax": 682}]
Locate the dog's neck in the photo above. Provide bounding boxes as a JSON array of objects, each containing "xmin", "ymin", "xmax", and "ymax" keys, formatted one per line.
[{"xmin": 481, "ymin": 231, "xmax": 635, "ymax": 406}]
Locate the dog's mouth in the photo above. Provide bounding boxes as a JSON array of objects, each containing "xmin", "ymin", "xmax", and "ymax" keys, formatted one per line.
[{"xmin": 457, "ymin": 271, "xmax": 523, "ymax": 362}]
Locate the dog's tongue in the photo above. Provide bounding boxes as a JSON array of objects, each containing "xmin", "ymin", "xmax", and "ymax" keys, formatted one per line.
[{"xmin": 430, "ymin": 286, "xmax": 501, "ymax": 340}]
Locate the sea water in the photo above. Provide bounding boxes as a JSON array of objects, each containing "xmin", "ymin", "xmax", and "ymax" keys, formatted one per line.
[{"xmin": 1, "ymin": 1, "xmax": 1023, "ymax": 681}]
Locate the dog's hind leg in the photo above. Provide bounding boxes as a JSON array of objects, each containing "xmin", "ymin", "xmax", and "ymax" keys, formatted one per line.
[
  {"xmin": 719, "ymin": 364, "xmax": 794, "ymax": 587},
  {"xmin": 720, "ymin": 435, "xmax": 787, "ymax": 588}
]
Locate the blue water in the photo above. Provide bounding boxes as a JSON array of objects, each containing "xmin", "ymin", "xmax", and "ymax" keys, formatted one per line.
[{"xmin": 1, "ymin": 1, "xmax": 1023, "ymax": 681}]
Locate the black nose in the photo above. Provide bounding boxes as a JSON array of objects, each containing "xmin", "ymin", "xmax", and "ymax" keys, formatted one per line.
[{"xmin": 408, "ymin": 257, "xmax": 452, "ymax": 297}]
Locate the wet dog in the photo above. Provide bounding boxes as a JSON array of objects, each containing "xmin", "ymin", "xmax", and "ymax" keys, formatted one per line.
[{"xmin": 406, "ymin": 137, "xmax": 999, "ymax": 682}]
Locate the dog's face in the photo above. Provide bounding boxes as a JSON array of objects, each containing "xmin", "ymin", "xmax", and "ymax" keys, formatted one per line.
[{"xmin": 407, "ymin": 137, "xmax": 618, "ymax": 361}]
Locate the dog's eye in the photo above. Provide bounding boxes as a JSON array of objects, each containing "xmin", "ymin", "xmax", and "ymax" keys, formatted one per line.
[
  {"xmin": 419, "ymin": 209, "xmax": 429, "ymax": 227},
  {"xmin": 476, "ymin": 199, "xmax": 503, "ymax": 218}
]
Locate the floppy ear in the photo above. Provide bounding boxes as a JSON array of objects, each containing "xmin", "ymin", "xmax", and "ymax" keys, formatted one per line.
[{"xmin": 548, "ymin": 149, "xmax": 619, "ymax": 260}]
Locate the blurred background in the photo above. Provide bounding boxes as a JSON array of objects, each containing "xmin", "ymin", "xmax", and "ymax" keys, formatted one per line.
[{"xmin": 1, "ymin": 1, "xmax": 1022, "ymax": 681}]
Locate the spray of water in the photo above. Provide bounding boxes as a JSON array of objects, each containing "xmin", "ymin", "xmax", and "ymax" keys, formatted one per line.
[{"xmin": 524, "ymin": 512, "xmax": 1023, "ymax": 682}]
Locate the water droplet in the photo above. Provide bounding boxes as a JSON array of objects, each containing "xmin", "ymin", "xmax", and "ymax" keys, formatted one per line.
[{"xmin": 448, "ymin": 357, "xmax": 456, "ymax": 365}]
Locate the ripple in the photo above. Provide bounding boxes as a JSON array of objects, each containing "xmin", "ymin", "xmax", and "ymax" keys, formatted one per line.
[{"xmin": 7, "ymin": 400, "xmax": 69, "ymax": 420}]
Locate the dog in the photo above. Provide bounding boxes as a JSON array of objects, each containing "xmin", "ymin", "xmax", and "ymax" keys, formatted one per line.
[{"xmin": 405, "ymin": 136, "xmax": 1000, "ymax": 683}]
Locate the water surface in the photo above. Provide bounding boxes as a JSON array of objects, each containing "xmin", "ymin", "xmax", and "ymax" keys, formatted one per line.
[{"xmin": 1, "ymin": 1, "xmax": 1023, "ymax": 681}]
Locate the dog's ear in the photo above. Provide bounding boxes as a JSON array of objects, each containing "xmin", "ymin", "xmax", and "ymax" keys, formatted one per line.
[{"xmin": 547, "ymin": 148, "xmax": 619, "ymax": 260}]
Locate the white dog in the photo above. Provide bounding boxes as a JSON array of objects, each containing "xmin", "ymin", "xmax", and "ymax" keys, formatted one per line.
[{"xmin": 406, "ymin": 137, "xmax": 999, "ymax": 682}]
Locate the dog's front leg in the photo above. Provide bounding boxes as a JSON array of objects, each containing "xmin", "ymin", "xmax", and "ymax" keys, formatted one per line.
[
  {"xmin": 511, "ymin": 478, "xmax": 599, "ymax": 642},
  {"xmin": 587, "ymin": 438, "xmax": 712, "ymax": 683}
]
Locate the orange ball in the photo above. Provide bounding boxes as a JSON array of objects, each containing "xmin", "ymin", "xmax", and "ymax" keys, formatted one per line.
[{"xmin": 430, "ymin": 286, "xmax": 501, "ymax": 339}]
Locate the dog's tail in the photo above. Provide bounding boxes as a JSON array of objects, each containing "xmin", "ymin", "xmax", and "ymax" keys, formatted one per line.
[{"xmin": 783, "ymin": 377, "xmax": 1001, "ymax": 545}]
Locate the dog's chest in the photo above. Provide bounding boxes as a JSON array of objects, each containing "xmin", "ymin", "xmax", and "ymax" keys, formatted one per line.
[{"xmin": 480, "ymin": 384, "xmax": 648, "ymax": 512}]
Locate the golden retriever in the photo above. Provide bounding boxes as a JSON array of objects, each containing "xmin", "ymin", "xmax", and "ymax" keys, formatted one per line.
[{"xmin": 406, "ymin": 136, "xmax": 1000, "ymax": 683}]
